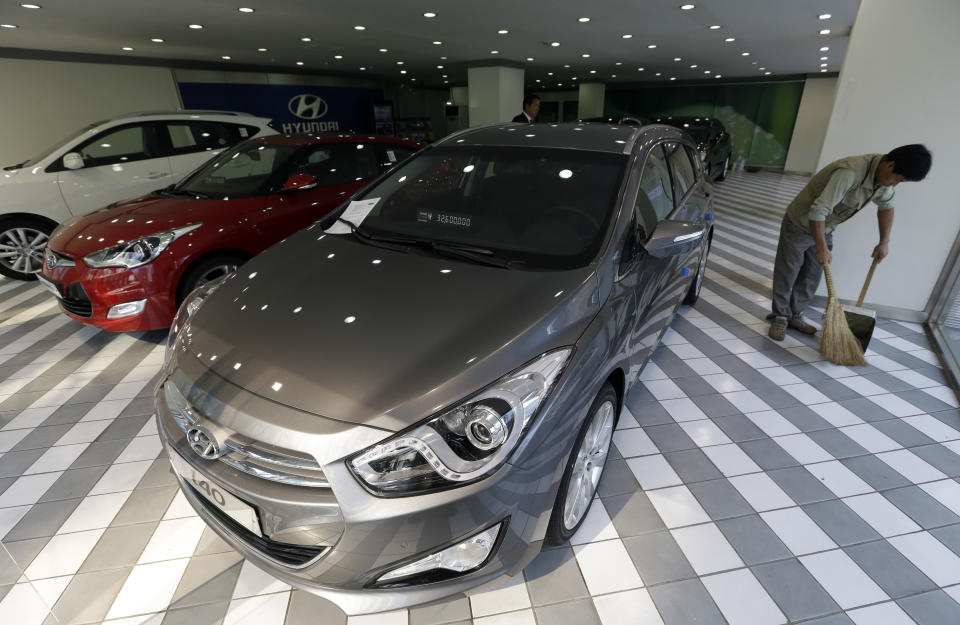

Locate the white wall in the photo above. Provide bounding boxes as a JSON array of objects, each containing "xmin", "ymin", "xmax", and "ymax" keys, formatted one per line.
[
  {"xmin": 0, "ymin": 58, "xmax": 180, "ymax": 167},
  {"xmin": 783, "ymin": 77, "xmax": 837, "ymax": 174},
  {"xmin": 467, "ymin": 66, "xmax": 523, "ymax": 126},
  {"xmin": 816, "ymin": 0, "xmax": 960, "ymax": 314}
]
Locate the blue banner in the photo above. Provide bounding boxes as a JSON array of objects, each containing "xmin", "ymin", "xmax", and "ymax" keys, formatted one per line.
[{"xmin": 178, "ymin": 83, "xmax": 385, "ymax": 134}]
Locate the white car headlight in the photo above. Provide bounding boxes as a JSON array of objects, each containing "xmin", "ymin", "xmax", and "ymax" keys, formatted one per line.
[
  {"xmin": 349, "ymin": 348, "xmax": 571, "ymax": 495},
  {"xmin": 84, "ymin": 223, "xmax": 202, "ymax": 268}
]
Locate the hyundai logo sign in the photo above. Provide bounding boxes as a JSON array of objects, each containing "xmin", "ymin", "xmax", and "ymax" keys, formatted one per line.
[
  {"xmin": 288, "ymin": 94, "xmax": 328, "ymax": 120},
  {"xmin": 187, "ymin": 427, "xmax": 223, "ymax": 459}
]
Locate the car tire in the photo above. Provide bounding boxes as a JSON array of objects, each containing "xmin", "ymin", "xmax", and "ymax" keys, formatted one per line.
[
  {"xmin": 716, "ymin": 156, "xmax": 729, "ymax": 181},
  {"xmin": 546, "ymin": 382, "xmax": 619, "ymax": 545},
  {"xmin": 0, "ymin": 216, "xmax": 55, "ymax": 281},
  {"xmin": 682, "ymin": 230, "xmax": 712, "ymax": 306},
  {"xmin": 177, "ymin": 253, "xmax": 246, "ymax": 305}
]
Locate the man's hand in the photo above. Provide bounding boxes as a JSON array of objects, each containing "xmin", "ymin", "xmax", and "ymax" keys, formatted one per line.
[
  {"xmin": 872, "ymin": 242, "xmax": 889, "ymax": 262},
  {"xmin": 815, "ymin": 247, "xmax": 832, "ymax": 266}
]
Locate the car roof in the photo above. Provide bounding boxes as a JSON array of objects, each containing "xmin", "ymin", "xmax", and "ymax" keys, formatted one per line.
[
  {"xmin": 105, "ymin": 110, "xmax": 272, "ymax": 124},
  {"xmin": 248, "ymin": 133, "xmax": 423, "ymax": 146},
  {"xmin": 434, "ymin": 122, "xmax": 682, "ymax": 154}
]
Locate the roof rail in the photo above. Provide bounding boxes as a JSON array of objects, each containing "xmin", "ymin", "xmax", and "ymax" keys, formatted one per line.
[{"xmin": 114, "ymin": 110, "xmax": 256, "ymax": 119}]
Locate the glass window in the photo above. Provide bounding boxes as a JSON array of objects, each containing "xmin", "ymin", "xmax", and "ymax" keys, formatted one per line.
[
  {"xmin": 290, "ymin": 143, "xmax": 379, "ymax": 186},
  {"xmin": 177, "ymin": 142, "xmax": 299, "ymax": 197},
  {"xmin": 165, "ymin": 122, "xmax": 251, "ymax": 155},
  {"xmin": 75, "ymin": 125, "xmax": 155, "ymax": 167},
  {"xmin": 639, "ymin": 145, "xmax": 675, "ymax": 222},
  {"xmin": 376, "ymin": 144, "xmax": 419, "ymax": 172},
  {"xmin": 348, "ymin": 146, "xmax": 628, "ymax": 270},
  {"xmin": 684, "ymin": 145, "xmax": 703, "ymax": 177},
  {"xmin": 664, "ymin": 141, "xmax": 696, "ymax": 198}
]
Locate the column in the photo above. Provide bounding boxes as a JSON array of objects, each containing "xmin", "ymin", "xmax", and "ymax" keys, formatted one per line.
[
  {"xmin": 466, "ymin": 62, "xmax": 524, "ymax": 126},
  {"xmin": 578, "ymin": 82, "xmax": 605, "ymax": 119}
]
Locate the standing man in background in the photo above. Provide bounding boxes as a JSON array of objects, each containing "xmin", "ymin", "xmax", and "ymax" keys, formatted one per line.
[
  {"xmin": 512, "ymin": 94, "xmax": 540, "ymax": 123},
  {"xmin": 768, "ymin": 144, "xmax": 932, "ymax": 341}
]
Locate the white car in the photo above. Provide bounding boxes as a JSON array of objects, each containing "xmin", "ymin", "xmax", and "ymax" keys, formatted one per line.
[{"xmin": 0, "ymin": 110, "xmax": 275, "ymax": 280}]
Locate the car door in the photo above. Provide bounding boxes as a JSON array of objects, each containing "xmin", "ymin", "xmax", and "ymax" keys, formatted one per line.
[
  {"xmin": 163, "ymin": 121, "xmax": 258, "ymax": 182},
  {"xmin": 256, "ymin": 142, "xmax": 380, "ymax": 243},
  {"xmin": 55, "ymin": 122, "xmax": 172, "ymax": 216},
  {"xmin": 658, "ymin": 140, "xmax": 706, "ymax": 305}
]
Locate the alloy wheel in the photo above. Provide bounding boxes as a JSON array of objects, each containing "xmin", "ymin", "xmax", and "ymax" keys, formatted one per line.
[
  {"xmin": 562, "ymin": 400, "xmax": 615, "ymax": 530},
  {"xmin": 196, "ymin": 263, "xmax": 238, "ymax": 288},
  {"xmin": 0, "ymin": 227, "xmax": 48, "ymax": 275}
]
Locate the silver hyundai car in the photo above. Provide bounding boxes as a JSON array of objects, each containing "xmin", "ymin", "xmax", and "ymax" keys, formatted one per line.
[{"xmin": 156, "ymin": 122, "xmax": 714, "ymax": 614}]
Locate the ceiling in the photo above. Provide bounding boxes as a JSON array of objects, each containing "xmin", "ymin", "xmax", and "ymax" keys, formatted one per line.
[{"xmin": 0, "ymin": 0, "xmax": 859, "ymax": 89}]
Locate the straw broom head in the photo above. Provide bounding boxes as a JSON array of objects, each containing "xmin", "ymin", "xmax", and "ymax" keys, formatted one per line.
[{"xmin": 819, "ymin": 264, "xmax": 868, "ymax": 366}]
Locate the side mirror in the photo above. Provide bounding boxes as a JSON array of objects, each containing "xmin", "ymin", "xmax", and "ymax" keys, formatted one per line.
[
  {"xmin": 62, "ymin": 152, "xmax": 84, "ymax": 170},
  {"xmin": 283, "ymin": 173, "xmax": 318, "ymax": 192},
  {"xmin": 645, "ymin": 220, "xmax": 706, "ymax": 258}
]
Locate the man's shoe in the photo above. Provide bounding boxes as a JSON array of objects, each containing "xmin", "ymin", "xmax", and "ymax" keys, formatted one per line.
[
  {"xmin": 769, "ymin": 316, "xmax": 787, "ymax": 341},
  {"xmin": 788, "ymin": 316, "xmax": 817, "ymax": 335}
]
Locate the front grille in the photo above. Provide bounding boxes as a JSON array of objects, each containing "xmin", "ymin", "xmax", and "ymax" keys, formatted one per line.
[
  {"xmin": 185, "ymin": 481, "xmax": 327, "ymax": 566},
  {"xmin": 60, "ymin": 282, "xmax": 92, "ymax": 318},
  {"xmin": 221, "ymin": 436, "xmax": 330, "ymax": 487}
]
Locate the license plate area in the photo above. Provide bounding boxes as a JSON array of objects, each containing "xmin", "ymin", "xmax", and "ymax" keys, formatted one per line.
[
  {"xmin": 36, "ymin": 275, "xmax": 62, "ymax": 299},
  {"xmin": 169, "ymin": 450, "xmax": 263, "ymax": 537}
]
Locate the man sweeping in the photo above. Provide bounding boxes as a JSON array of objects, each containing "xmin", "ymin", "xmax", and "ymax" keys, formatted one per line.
[{"xmin": 768, "ymin": 144, "xmax": 932, "ymax": 341}]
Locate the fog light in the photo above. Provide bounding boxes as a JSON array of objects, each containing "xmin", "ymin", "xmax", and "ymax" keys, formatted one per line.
[
  {"xmin": 106, "ymin": 299, "xmax": 146, "ymax": 319},
  {"xmin": 377, "ymin": 522, "xmax": 502, "ymax": 583}
]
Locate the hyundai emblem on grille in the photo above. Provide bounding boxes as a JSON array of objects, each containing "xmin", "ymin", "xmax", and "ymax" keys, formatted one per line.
[{"xmin": 187, "ymin": 427, "xmax": 222, "ymax": 459}]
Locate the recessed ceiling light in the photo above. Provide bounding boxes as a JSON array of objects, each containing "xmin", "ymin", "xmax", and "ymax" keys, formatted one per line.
[
  {"xmin": 188, "ymin": 24, "xmax": 203, "ymax": 29},
  {"xmin": 764, "ymin": 71, "xmax": 772, "ymax": 75},
  {"xmin": 221, "ymin": 55, "xmax": 231, "ymax": 60},
  {"xmin": 550, "ymin": 41, "xmax": 560, "ymax": 47},
  {"xmin": 752, "ymin": 61, "xmax": 758, "ymax": 64},
  {"xmin": 670, "ymin": 76, "xmax": 677, "ymax": 80},
  {"xmin": 547, "ymin": 71, "xmax": 554, "ymax": 76},
  {"xmin": 20, "ymin": 3, "xmax": 41, "ymax": 8},
  {"xmin": 741, "ymin": 51, "xmax": 750, "ymax": 56},
  {"xmin": 589, "ymin": 70, "xmax": 596, "ymax": 74},
  {"xmin": 379, "ymin": 48, "xmax": 387, "ymax": 52},
  {"xmin": 704, "ymin": 70, "xmax": 711, "ymax": 73},
  {"xmin": 819, "ymin": 13, "xmax": 832, "ymax": 19},
  {"xmin": 257, "ymin": 47, "xmax": 267, "ymax": 52},
  {"xmin": 637, "ymin": 67, "xmax": 645, "ymax": 71},
  {"xmin": 615, "ymin": 61, "xmax": 623, "ymax": 65},
  {"xmin": 443, "ymin": 80, "xmax": 449, "ymax": 83},
  {"xmin": 647, "ymin": 44, "xmax": 657, "ymax": 48},
  {"xmin": 578, "ymin": 17, "xmax": 590, "ymax": 22},
  {"xmin": 581, "ymin": 53, "xmax": 590, "ymax": 58},
  {"xmin": 437, "ymin": 64, "xmax": 444, "ymax": 69},
  {"xmin": 359, "ymin": 66, "xmax": 366, "ymax": 70},
  {"xmin": 491, "ymin": 50, "xmax": 499, "ymax": 54},
  {"xmin": 622, "ymin": 34, "xmax": 633, "ymax": 39},
  {"xmin": 759, "ymin": 67, "xmax": 766, "ymax": 70},
  {"xmin": 535, "ymin": 78, "xmax": 541, "ymax": 82},
  {"xmin": 400, "ymin": 69, "xmax": 407, "ymax": 74},
  {"xmin": 433, "ymin": 41, "xmax": 442, "ymax": 45},
  {"xmin": 690, "ymin": 64, "xmax": 698, "ymax": 68},
  {"xmin": 122, "ymin": 47, "xmax": 134, "ymax": 51},
  {"xmin": 301, "ymin": 37, "xmax": 311, "ymax": 42},
  {"xmin": 334, "ymin": 55, "xmax": 343, "ymax": 59},
  {"xmin": 655, "ymin": 72, "xmax": 661, "ymax": 76},
  {"xmin": 440, "ymin": 56, "xmax": 447, "ymax": 59},
  {"xmin": 680, "ymin": 4, "xmax": 695, "ymax": 9},
  {"xmin": 238, "ymin": 7, "xmax": 254, "ymax": 13},
  {"xmin": 396, "ymin": 60, "xmax": 404, "ymax": 65},
  {"xmin": 0, "ymin": 23, "xmax": 17, "ymax": 28},
  {"xmin": 423, "ymin": 11, "xmax": 436, "ymax": 17},
  {"xmin": 819, "ymin": 29, "xmax": 831, "ymax": 35},
  {"xmin": 354, "ymin": 25, "xmax": 365, "ymax": 30},
  {"xmin": 526, "ymin": 57, "xmax": 534, "ymax": 61},
  {"xmin": 497, "ymin": 29, "xmax": 508, "ymax": 34},
  {"xmin": 820, "ymin": 69, "xmax": 828, "ymax": 72},
  {"xmin": 820, "ymin": 63, "xmax": 828, "ymax": 67},
  {"xmin": 725, "ymin": 37, "xmax": 735, "ymax": 42},
  {"xmin": 820, "ymin": 46, "xmax": 830, "ymax": 51},
  {"xmin": 820, "ymin": 56, "xmax": 828, "ymax": 60},
  {"xmin": 709, "ymin": 24, "xmax": 721, "ymax": 29},
  {"xmin": 151, "ymin": 38, "xmax": 164, "ymax": 43},
  {"xmin": 563, "ymin": 64, "xmax": 570, "ymax": 68},
  {"xmin": 296, "ymin": 61, "xmax": 304, "ymax": 65},
  {"xmin": 442, "ymin": 74, "xmax": 447, "ymax": 77},
  {"xmin": 674, "ymin": 57, "xmax": 681, "ymax": 61},
  {"xmin": 611, "ymin": 74, "xmax": 617, "ymax": 78}
]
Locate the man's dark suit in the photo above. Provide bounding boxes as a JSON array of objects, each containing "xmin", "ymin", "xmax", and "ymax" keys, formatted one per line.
[{"xmin": 512, "ymin": 113, "xmax": 533, "ymax": 123}]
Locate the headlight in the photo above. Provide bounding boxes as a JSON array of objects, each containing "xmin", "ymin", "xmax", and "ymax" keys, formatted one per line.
[
  {"xmin": 165, "ymin": 272, "xmax": 231, "ymax": 367},
  {"xmin": 349, "ymin": 348, "xmax": 571, "ymax": 495},
  {"xmin": 84, "ymin": 223, "xmax": 202, "ymax": 268}
]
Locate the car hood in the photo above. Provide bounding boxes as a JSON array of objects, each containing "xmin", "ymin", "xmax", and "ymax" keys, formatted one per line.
[
  {"xmin": 49, "ymin": 195, "xmax": 261, "ymax": 257},
  {"xmin": 181, "ymin": 229, "xmax": 600, "ymax": 431}
]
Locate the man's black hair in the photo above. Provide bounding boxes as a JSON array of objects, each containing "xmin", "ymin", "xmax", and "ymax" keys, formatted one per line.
[
  {"xmin": 884, "ymin": 144, "xmax": 932, "ymax": 181},
  {"xmin": 523, "ymin": 93, "xmax": 541, "ymax": 107}
]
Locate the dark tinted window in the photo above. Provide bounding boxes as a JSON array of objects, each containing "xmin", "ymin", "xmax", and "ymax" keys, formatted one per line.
[
  {"xmin": 177, "ymin": 142, "xmax": 300, "ymax": 197},
  {"xmin": 73, "ymin": 124, "xmax": 160, "ymax": 167},
  {"xmin": 639, "ymin": 145, "xmax": 674, "ymax": 222},
  {"xmin": 376, "ymin": 143, "xmax": 419, "ymax": 172},
  {"xmin": 350, "ymin": 146, "xmax": 628, "ymax": 270},
  {"xmin": 684, "ymin": 145, "xmax": 703, "ymax": 176},
  {"xmin": 290, "ymin": 142, "xmax": 379, "ymax": 186},
  {"xmin": 665, "ymin": 141, "xmax": 696, "ymax": 198}
]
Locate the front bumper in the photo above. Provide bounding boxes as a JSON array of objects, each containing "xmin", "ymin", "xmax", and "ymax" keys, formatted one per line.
[
  {"xmin": 41, "ymin": 255, "xmax": 176, "ymax": 331},
  {"xmin": 154, "ymin": 354, "xmax": 551, "ymax": 614}
]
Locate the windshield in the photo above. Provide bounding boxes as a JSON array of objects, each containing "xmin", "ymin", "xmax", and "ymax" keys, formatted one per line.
[
  {"xmin": 10, "ymin": 122, "xmax": 103, "ymax": 169},
  {"xmin": 176, "ymin": 142, "xmax": 300, "ymax": 197},
  {"xmin": 348, "ymin": 146, "xmax": 628, "ymax": 270}
]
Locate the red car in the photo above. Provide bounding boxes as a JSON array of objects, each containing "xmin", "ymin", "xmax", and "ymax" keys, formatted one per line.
[{"xmin": 39, "ymin": 134, "xmax": 422, "ymax": 331}]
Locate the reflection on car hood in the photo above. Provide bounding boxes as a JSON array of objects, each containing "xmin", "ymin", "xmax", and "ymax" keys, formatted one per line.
[
  {"xmin": 181, "ymin": 228, "xmax": 600, "ymax": 431},
  {"xmin": 48, "ymin": 195, "xmax": 261, "ymax": 257}
]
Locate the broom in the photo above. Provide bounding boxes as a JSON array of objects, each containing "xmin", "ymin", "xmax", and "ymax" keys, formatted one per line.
[{"xmin": 819, "ymin": 264, "xmax": 868, "ymax": 366}]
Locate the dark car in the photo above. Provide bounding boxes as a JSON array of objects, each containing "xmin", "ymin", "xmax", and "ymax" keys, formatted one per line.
[
  {"xmin": 39, "ymin": 134, "xmax": 422, "ymax": 331},
  {"xmin": 657, "ymin": 116, "xmax": 732, "ymax": 181},
  {"xmin": 156, "ymin": 122, "xmax": 714, "ymax": 613}
]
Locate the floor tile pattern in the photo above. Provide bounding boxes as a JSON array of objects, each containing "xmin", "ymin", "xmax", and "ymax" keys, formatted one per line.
[{"xmin": 1, "ymin": 171, "xmax": 959, "ymax": 624}]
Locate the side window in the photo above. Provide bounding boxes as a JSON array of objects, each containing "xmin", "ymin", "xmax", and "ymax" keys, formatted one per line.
[
  {"xmin": 211, "ymin": 147, "xmax": 278, "ymax": 181},
  {"xmin": 664, "ymin": 141, "xmax": 696, "ymax": 198},
  {"xmin": 638, "ymin": 145, "xmax": 675, "ymax": 227},
  {"xmin": 165, "ymin": 122, "xmax": 249, "ymax": 156},
  {"xmin": 683, "ymin": 145, "xmax": 703, "ymax": 178},
  {"xmin": 74, "ymin": 124, "xmax": 157, "ymax": 167},
  {"xmin": 291, "ymin": 143, "xmax": 378, "ymax": 187},
  {"xmin": 376, "ymin": 144, "xmax": 418, "ymax": 172}
]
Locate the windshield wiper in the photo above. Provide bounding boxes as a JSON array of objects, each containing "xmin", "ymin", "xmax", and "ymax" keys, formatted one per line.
[
  {"xmin": 336, "ymin": 218, "xmax": 415, "ymax": 251},
  {"xmin": 426, "ymin": 241, "xmax": 517, "ymax": 269}
]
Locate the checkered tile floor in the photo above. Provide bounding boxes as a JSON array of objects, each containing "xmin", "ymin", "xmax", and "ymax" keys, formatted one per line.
[{"xmin": 2, "ymin": 171, "xmax": 960, "ymax": 625}]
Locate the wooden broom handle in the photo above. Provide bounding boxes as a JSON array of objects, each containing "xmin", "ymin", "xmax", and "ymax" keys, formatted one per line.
[
  {"xmin": 856, "ymin": 258, "xmax": 880, "ymax": 307},
  {"xmin": 823, "ymin": 263, "xmax": 836, "ymax": 299}
]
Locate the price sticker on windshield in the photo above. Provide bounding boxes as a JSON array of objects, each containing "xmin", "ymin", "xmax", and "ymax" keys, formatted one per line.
[
  {"xmin": 417, "ymin": 210, "xmax": 472, "ymax": 228},
  {"xmin": 325, "ymin": 198, "xmax": 380, "ymax": 234}
]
